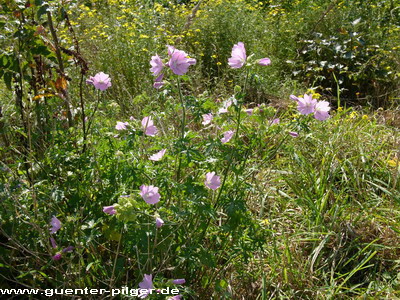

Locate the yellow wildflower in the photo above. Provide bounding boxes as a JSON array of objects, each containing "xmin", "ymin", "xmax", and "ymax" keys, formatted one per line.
[
  {"xmin": 387, "ymin": 158, "xmax": 398, "ymax": 168},
  {"xmin": 261, "ymin": 219, "xmax": 270, "ymax": 225},
  {"xmin": 349, "ymin": 111, "xmax": 358, "ymax": 119}
]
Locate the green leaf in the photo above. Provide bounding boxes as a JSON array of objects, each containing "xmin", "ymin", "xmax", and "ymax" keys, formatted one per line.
[
  {"xmin": 180, "ymin": 75, "xmax": 190, "ymax": 82},
  {"xmin": 32, "ymin": 45, "xmax": 51, "ymax": 56},
  {"xmin": 36, "ymin": 4, "xmax": 49, "ymax": 19},
  {"xmin": 57, "ymin": 7, "xmax": 67, "ymax": 22},
  {"xmin": 0, "ymin": 55, "xmax": 7, "ymax": 68},
  {"xmin": 86, "ymin": 262, "xmax": 95, "ymax": 272},
  {"xmin": 4, "ymin": 72, "xmax": 12, "ymax": 90}
]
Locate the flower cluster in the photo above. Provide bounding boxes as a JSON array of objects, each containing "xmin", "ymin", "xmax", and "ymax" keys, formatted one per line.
[
  {"xmin": 104, "ymin": 42, "xmax": 278, "ymax": 296},
  {"xmin": 290, "ymin": 94, "xmax": 331, "ymax": 121},
  {"xmin": 150, "ymin": 45, "xmax": 196, "ymax": 89}
]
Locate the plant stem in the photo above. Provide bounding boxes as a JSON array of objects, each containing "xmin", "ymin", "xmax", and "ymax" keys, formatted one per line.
[
  {"xmin": 86, "ymin": 90, "xmax": 100, "ymax": 133},
  {"xmin": 79, "ymin": 73, "xmax": 87, "ymax": 153},
  {"xmin": 233, "ymin": 69, "xmax": 250, "ymax": 142},
  {"xmin": 110, "ymin": 227, "xmax": 123, "ymax": 289},
  {"xmin": 47, "ymin": 11, "xmax": 73, "ymax": 128},
  {"xmin": 177, "ymin": 78, "xmax": 186, "ymax": 140},
  {"xmin": 176, "ymin": 77, "xmax": 185, "ymax": 182}
]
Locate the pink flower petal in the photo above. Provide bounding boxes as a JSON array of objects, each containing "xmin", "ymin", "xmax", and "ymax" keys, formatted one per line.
[
  {"xmin": 205, "ymin": 172, "xmax": 221, "ymax": 190},
  {"xmin": 245, "ymin": 108, "xmax": 253, "ymax": 115},
  {"xmin": 49, "ymin": 216, "xmax": 61, "ymax": 234},
  {"xmin": 86, "ymin": 72, "xmax": 111, "ymax": 91},
  {"xmin": 156, "ymin": 217, "xmax": 164, "ymax": 228},
  {"xmin": 168, "ymin": 48, "xmax": 196, "ymax": 75},
  {"xmin": 172, "ymin": 279, "xmax": 186, "ymax": 285},
  {"xmin": 258, "ymin": 57, "xmax": 271, "ymax": 66},
  {"xmin": 149, "ymin": 149, "xmax": 166, "ymax": 161},
  {"xmin": 138, "ymin": 274, "xmax": 153, "ymax": 298},
  {"xmin": 314, "ymin": 100, "xmax": 331, "ymax": 121},
  {"xmin": 140, "ymin": 185, "xmax": 161, "ymax": 205},
  {"xmin": 202, "ymin": 113, "xmax": 213, "ymax": 125},
  {"xmin": 150, "ymin": 54, "xmax": 164, "ymax": 76},
  {"xmin": 297, "ymin": 93, "xmax": 317, "ymax": 115},
  {"xmin": 221, "ymin": 130, "xmax": 234, "ymax": 144},
  {"xmin": 50, "ymin": 237, "xmax": 57, "ymax": 248},
  {"xmin": 142, "ymin": 116, "xmax": 158, "ymax": 136},
  {"xmin": 228, "ymin": 42, "xmax": 246, "ymax": 69},
  {"xmin": 52, "ymin": 253, "xmax": 62, "ymax": 260},
  {"xmin": 115, "ymin": 121, "xmax": 129, "ymax": 130},
  {"xmin": 103, "ymin": 205, "xmax": 116, "ymax": 215}
]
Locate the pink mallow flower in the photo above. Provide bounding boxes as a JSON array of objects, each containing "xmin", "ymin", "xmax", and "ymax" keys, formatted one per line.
[
  {"xmin": 149, "ymin": 149, "xmax": 166, "ymax": 161},
  {"xmin": 150, "ymin": 54, "xmax": 164, "ymax": 76},
  {"xmin": 168, "ymin": 48, "xmax": 196, "ymax": 75},
  {"xmin": 228, "ymin": 42, "xmax": 246, "ymax": 69},
  {"xmin": 221, "ymin": 130, "xmax": 235, "ymax": 144},
  {"xmin": 115, "ymin": 121, "xmax": 129, "ymax": 131},
  {"xmin": 52, "ymin": 253, "xmax": 62, "ymax": 261},
  {"xmin": 296, "ymin": 94, "xmax": 317, "ymax": 115},
  {"xmin": 218, "ymin": 99, "xmax": 233, "ymax": 114},
  {"xmin": 289, "ymin": 131, "xmax": 299, "ymax": 137},
  {"xmin": 205, "ymin": 172, "xmax": 221, "ymax": 190},
  {"xmin": 140, "ymin": 185, "xmax": 161, "ymax": 205},
  {"xmin": 49, "ymin": 216, "xmax": 61, "ymax": 234},
  {"xmin": 138, "ymin": 274, "xmax": 153, "ymax": 299},
  {"xmin": 153, "ymin": 73, "xmax": 165, "ymax": 89},
  {"xmin": 172, "ymin": 279, "xmax": 186, "ymax": 285},
  {"xmin": 258, "ymin": 57, "xmax": 271, "ymax": 66},
  {"xmin": 50, "ymin": 237, "xmax": 57, "ymax": 249},
  {"xmin": 86, "ymin": 72, "xmax": 111, "ymax": 91},
  {"xmin": 202, "ymin": 113, "xmax": 213, "ymax": 125},
  {"xmin": 62, "ymin": 246, "xmax": 74, "ymax": 253},
  {"xmin": 245, "ymin": 108, "xmax": 253, "ymax": 115},
  {"xmin": 271, "ymin": 118, "xmax": 280, "ymax": 125},
  {"xmin": 156, "ymin": 217, "xmax": 164, "ymax": 228},
  {"xmin": 167, "ymin": 45, "xmax": 176, "ymax": 56},
  {"xmin": 103, "ymin": 205, "xmax": 116, "ymax": 215},
  {"xmin": 314, "ymin": 101, "xmax": 331, "ymax": 121},
  {"xmin": 141, "ymin": 116, "xmax": 158, "ymax": 136}
]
